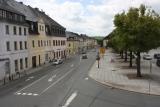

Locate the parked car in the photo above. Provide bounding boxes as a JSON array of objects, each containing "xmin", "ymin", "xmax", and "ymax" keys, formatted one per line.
[
  {"xmin": 156, "ymin": 59, "xmax": 160, "ymax": 67},
  {"xmin": 143, "ymin": 54, "xmax": 152, "ymax": 60},
  {"xmin": 154, "ymin": 53, "xmax": 160, "ymax": 59},
  {"xmin": 53, "ymin": 59, "xmax": 63, "ymax": 65},
  {"xmin": 82, "ymin": 53, "xmax": 88, "ymax": 59}
]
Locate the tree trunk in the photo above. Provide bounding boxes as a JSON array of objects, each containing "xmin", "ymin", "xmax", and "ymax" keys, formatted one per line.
[
  {"xmin": 124, "ymin": 51, "xmax": 127, "ymax": 62},
  {"xmin": 136, "ymin": 52, "xmax": 142, "ymax": 77},
  {"xmin": 121, "ymin": 51, "xmax": 124, "ymax": 59},
  {"xmin": 129, "ymin": 51, "xmax": 133, "ymax": 67}
]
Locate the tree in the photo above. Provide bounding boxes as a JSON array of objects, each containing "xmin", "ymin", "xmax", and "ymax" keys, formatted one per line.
[{"xmin": 112, "ymin": 4, "xmax": 160, "ymax": 77}]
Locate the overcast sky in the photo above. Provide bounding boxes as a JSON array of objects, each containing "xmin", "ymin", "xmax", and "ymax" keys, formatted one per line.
[{"xmin": 16, "ymin": 0, "xmax": 160, "ymax": 37}]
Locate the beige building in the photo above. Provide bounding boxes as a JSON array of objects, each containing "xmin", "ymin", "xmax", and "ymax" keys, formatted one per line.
[
  {"xmin": 66, "ymin": 31, "xmax": 79, "ymax": 56},
  {"xmin": 8, "ymin": 0, "xmax": 66, "ymax": 69}
]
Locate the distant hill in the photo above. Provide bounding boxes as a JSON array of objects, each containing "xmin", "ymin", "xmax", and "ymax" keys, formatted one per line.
[
  {"xmin": 93, "ymin": 36, "xmax": 104, "ymax": 46},
  {"xmin": 93, "ymin": 36, "xmax": 104, "ymax": 40}
]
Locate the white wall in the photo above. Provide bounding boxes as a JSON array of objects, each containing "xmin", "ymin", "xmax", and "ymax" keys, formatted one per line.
[{"xmin": 0, "ymin": 22, "xmax": 29, "ymax": 75}]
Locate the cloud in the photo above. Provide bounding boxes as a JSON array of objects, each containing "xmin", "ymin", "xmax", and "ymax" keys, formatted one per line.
[{"xmin": 16, "ymin": 0, "xmax": 160, "ymax": 36}]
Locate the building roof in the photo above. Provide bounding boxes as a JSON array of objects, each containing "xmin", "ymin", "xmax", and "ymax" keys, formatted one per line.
[
  {"xmin": 30, "ymin": 7, "xmax": 65, "ymax": 29},
  {"xmin": 66, "ymin": 31, "xmax": 79, "ymax": 38},
  {"xmin": 7, "ymin": 0, "xmax": 66, "ymax": 29},
  {"xmin": 0, "ymin": 0, "xmax": 24, "ymax": 15},
  {"xmin": 7, "ymin": 0, "xmax": 39, "ymax": 22}
]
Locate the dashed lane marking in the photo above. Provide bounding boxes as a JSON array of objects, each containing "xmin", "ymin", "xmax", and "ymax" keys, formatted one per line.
[
  {"xmin": 48, "ymin": 75, "xmax": 56, "ymax": 82},
  {"xmin": 29, "ymin": 76, "xmax": 34, "ymax": 79},
  {"xmin": 70, "ymin": 64, "xmax": 74, "ymax": 67},
  {"xmin": 16, "ymin": 75, "xmax": 47, "ymax": 93},
  {"xmin": 25, "ymin": 79, "xmax": 30, "ymax": 81},
  {"xmin": 85, "ymin": 77, "xmax": 89, "ymax": 80},
  {"xmin": 62, "ymin": 91, "xmax": 78, "ymax": 107},
  {"xmin": 15, "ymin": 92, "xmax": 38, "ymax": 96}
]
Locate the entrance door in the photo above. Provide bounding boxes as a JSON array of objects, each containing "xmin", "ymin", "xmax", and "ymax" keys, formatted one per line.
[{"xmin": 32, "ymin": 56, "xmax": 36, "ymax": 68}]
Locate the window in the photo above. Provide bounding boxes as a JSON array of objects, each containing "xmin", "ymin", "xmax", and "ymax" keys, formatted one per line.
[
  {"xmin": 13, "ymin": 26, "xmax": 16, "ymax": 35},
  {"xmin": 56, "ymin": 40, "xmax": 57, "ymax": 46},
  {"xmin": 45, "ymin": 54, "xmax": 48, "ymax": 61},
  {"xmin": 14, "ymin": 60, "xmax": 18, "ymax": 72},
  {"xmin": 20, "ymin": 59, "xmax": 23, "ymax": 70},
  {"xmin": 5, "ymin": 25, "xmax": 9, "ymax": 34},
  {"xmin": 6, "ymin": 41, "xmax": 10, "ymax": 51},
  {"xmin": 53, "ymin": 40, "xmax": 55, "ymax": 46},
  {"xmin": 38, "ymin": 40, "xmax": 40, "ymax": 47},
  {"xmin": 69, "ymin": 43, "xmax": 71, "ymax": 47},
  {"xmin": 24, "ymin": 28, "xmax": 26, "ymax": 35},
  {"xmin": 14, "ymin": 41, "xmax": 18, "ymax": 50},
  {"xmin": 32, "ymin": 40, "xmax": 35, "ymax": 48},
  {"xmin": 24, "ymin": 41, "xmax": 27, "ymax": 49},
  {"xmin": 2, "ymin": 10, "xmax": 6, "ymax": 18},
  {"xmin": 25, "ymin": 57, "xmax": 28, "ymax": 68},
  {"xmin": 19, "ymin": 27, "xmax": 22, "ymax": 35},
  {"xmin": 20, "ymin": 41, "xmax": 23, "ymax": 50}
]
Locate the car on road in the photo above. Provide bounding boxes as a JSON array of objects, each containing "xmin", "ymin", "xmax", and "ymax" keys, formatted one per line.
[
  {"xmin": 82, "ymin": 53, "xmax": 88, "ymax": 59},
  {"xmin": 53, "ymin": 59, "xmax": 63, "ymax": 65}
]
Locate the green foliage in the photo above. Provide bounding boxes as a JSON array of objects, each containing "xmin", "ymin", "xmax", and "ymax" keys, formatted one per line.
[
  {"xmin": 112, "ymin": 4, "xmax": 160, "ymax": 52},
  {"xmin": 110, "ymin": 4, "xmax": 160, "ymax": 77}
]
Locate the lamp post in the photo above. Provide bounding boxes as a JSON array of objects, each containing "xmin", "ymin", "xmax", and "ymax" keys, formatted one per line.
[
  {"xmin": 96, "ymin": 52, "xmax": 100, "ymax": 68},
  {"xmin": 143, "ymin": 55, "xmax": 152, "ymax": 95}
]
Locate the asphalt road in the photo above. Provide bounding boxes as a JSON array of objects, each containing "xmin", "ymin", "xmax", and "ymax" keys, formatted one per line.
[{"xmin": 0, "ymin": 50, "xmax": 160, "ymax": 107}]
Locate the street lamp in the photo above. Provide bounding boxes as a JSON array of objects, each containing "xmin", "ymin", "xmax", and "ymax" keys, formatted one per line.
[
  {"xmin": 143, "ymin": 55, "xmax": 152, "ymax": 95},
  {"xmin": 96, "ymin": 52, "xmax": 100, "ymax": 68}
]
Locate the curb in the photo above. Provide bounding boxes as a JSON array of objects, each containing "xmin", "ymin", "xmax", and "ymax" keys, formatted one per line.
[{"xmin": 89, "ymin": 74, "xmax": 160, "ymax": 96}]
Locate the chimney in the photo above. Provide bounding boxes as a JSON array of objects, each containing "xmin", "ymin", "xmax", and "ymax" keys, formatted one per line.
[
  {"xmin": 19, "ymin": 2, "xmax": 23, "ymax": 4},
  {"xmin": 35, "ymin": 7, "xmax": 39, "ymax": 11}
]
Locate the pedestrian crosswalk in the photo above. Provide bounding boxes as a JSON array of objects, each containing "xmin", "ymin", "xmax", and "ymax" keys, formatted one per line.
[{"xmin": 14, "ymin": 92, "xmax": 39, "ymax": 96}]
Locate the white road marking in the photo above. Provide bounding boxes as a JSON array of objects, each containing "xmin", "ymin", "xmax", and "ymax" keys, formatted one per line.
[
  {"xmin": 33, "ymin": 94, "xmax": 38, "ymax": 96},
  {"xmin": 85, "ymin": 77, "xmax": 89, "ymax": 80},
  {"xmin": 62, "ymin": 91, "xmax": 78, "ymax": 107},
  {"xmin": 40, "ymin": 68, "xmax": 74, "ymax": 95},
  {"xmin": 70, "ymin": 64, "xmax": 74, "ymax": 67},
  {"xmin": 25, "ymin": 78, "xmax": 30, "ymax": 81},
  {"xmin": 27, "ymin": 93, "xmax": 32, "ymax": 96},
  {"xmin": 48, "ymin": 75, "xmax": 56, "ymax": 82},
  {"xmin": 29, "ymin": 76, "xmax": 34, "ymax": 79},
  {"xmin": 22, "ymin": 93, "xmax": 27, "ymax": 95},
  {"xmin": 16, "ymin": 75, "xmax": 47, "ymax": 93},
  {"xmin": 80, "ymin": 56, "xmax": 82, "ymax": 62},
  {"xmin": 16, "ymin": 93, "xmax": 21, "ymax": 95}
]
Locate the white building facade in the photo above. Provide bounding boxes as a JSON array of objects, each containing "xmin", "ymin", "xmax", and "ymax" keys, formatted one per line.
[{"xmin": 0, "ymin": 4, "xmax": 29, "ymax": 80}]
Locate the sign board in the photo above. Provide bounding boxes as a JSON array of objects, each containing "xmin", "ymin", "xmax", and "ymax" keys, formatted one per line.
[{"xmin": 99, "ymin": 47, "xmax": 105, "ymax": 55}]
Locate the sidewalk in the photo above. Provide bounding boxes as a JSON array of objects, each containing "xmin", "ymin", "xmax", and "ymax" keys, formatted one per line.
[{"xmin": 89, "ymin": 48, "xmax": 160, "ymax": 95}]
